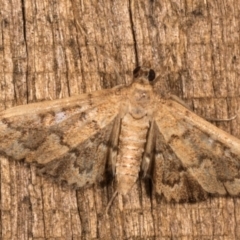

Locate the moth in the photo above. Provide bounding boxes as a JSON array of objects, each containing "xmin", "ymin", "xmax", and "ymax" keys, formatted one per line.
[{"xmin": 1, "ymin": 66, "xmax": 240, "ymax": 210}]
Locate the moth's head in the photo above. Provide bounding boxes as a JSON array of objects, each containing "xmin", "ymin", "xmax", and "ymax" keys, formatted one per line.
[
  {"xmin": 132, "ymin": 66, "xmax": 171, "ymax": 99},
  {"xmin": 132, "ymin": 66, "xmax": 156, "ymax": 85},
  {"xmin": 129, "ymin": 66, "xmax": 156, "ymax": 104},
  {"xmin": 127, "ymin": 66, "xmax": 156, "ymax": 118}
]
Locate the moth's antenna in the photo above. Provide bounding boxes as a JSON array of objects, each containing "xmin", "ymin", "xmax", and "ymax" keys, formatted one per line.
[
  {"xmin": 170, "ymin": 95, "xmax": 237, "ymax": 122},
  {"xmin": 204, "ymin": 115, "xmax": 237, "ymax": 122}
]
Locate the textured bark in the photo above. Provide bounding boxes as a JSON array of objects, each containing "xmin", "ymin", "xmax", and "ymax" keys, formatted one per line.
[{"xmin": 0, "ymin": 0, "xmax": 240, "ymax": 239}]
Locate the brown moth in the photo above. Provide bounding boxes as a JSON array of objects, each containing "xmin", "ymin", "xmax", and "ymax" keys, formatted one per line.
[{"xmin": 1, "ymin": 66, "xmax": 240, "ymax": 210}]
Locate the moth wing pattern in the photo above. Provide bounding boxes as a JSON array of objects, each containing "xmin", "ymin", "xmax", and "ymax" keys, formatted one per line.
[
  {"xmin": 153, "ymin": 97, "xmax": 240, "ymax": 202},
  {"xmin": 39, "ymin": 121, "xmax": 115, "ymax": 187},
  {"xmin": 2, "ymin": 64, "xmax": 240, "ymax": 206},
  {"xmin": 0, "ymin": 86, "xmax": 124, "ymax": 187}
]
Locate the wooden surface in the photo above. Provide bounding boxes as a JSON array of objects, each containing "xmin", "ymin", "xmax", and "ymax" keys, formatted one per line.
[{"xmin": 1, "ymin": 0, "xmax": 240, "ymax": 239}]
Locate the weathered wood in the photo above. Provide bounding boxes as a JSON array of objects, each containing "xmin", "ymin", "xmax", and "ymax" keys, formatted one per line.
[{"xmin": 0, "ymin": 0, "xmax": 240, "ymax": 239}]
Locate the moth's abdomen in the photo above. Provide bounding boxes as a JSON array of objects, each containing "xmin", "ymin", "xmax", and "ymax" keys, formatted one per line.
[{"xmin": 116, "ymin": 114, "xmax": 149, "ymax": 195}]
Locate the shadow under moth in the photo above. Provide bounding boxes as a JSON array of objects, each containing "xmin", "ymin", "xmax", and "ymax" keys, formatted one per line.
[{"xmin": 1, "ymin": 66, "xmax": 240, "ymax": 211}]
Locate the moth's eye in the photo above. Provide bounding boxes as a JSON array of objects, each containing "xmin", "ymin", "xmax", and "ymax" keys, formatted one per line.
[
  {"xmin": 148, "ymin": 69, "xmax": 155, "ymax": 81},
  {"xmin": 133, "ymin": 66, "xmax": 141, "ymax": 78}
]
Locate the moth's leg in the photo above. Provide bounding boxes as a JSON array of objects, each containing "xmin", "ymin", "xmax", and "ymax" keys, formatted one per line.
[
  {"xmin": 108, "ymin": 115, "xmax": 121, "ymax": 176},
  {"xmin": 105, "ymin": 191, "xmax": 118, "ymax": 215},
  {"xmin": 170, "ymin": 94, "xmax": 237, "ymax": 122},
  {"xmin": 105, "ymin": 191, "xmax": 124, "ymax": 215},
  {"xmin": 142, "ymin": 121, "xmax": 155, "ymax": 178}
]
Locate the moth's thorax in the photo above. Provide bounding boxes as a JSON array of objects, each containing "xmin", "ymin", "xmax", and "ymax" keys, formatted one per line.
[
  {"xmin": 127, "ymin": 82, "xmax": 155, "ymax": 119},
  {"xmin": 116, "ymin": 113, "xmax": 149, "ymax": 195}
]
